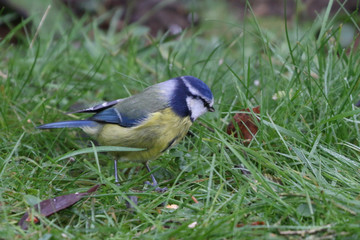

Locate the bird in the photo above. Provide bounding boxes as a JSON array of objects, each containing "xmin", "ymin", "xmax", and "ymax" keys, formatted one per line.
[{"xmin": 37, "ymin": 76, "xmax": 215, "ymax": 190}]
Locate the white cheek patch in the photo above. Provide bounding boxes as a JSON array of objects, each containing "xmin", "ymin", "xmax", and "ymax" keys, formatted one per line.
[
  {"xmin": 182, "ymin": 77, "xmax": 214, "ymax": 108},
  {"xmin": 186, "ymin": 97, "xmax": 208, "ymax": 121}
]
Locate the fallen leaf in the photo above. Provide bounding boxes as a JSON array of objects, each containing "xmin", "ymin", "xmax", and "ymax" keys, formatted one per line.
[
  {"xmin": 25, "ymin": 215, "xmax": 39, "ymax": 223},
  {"xmin": 227, "ymin": 106, "xmax": 260, "ymax": 143},
  {"xmin": 237, "ymin": 221, "xmax": 265, "ymax": 228},
  {"xmin": 135, "ymin": 226, "xmax": 157, "ymax": 237},
  {"xmin": 188, "ymin": 221, "xmax": 197, "ymax": 228},
  {"xmin": 191, "ymin": 195, "xmax": 198, "ymax": 204},
  {"xmin": 165, "ymin": 204, "xmax": 179, "ymax": 210},
  {"xmin": 18, "ymin": 184, "xmax": 100, "ymax": 230}
]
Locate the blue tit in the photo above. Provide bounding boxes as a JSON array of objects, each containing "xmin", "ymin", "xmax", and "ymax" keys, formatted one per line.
[{"xmin": 38, "ymin": 76, "xmax": 215, "ymax": 188}]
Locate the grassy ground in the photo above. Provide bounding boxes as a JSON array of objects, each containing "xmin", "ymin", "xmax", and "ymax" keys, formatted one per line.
[{"xmin": 1, "ymin": 1, "xmax": 360, "ymax": 239}]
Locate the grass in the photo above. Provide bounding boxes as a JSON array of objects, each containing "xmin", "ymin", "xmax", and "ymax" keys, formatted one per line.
[{"xmin": 1, "ymin": 0, "xmax": 360, "ymax": 239}]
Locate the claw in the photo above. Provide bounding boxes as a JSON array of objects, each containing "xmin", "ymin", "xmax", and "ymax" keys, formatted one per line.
[
  {"xmin": 145, "ymin": 181, "xmax": 168, "ymax": 193},
  {"xmin": 144, "ymin": 163, "xmax": 168, "ymax": 192},
  {"xmin": 155, "ymin": 186, "xmax": 168, "ymax": 193}
]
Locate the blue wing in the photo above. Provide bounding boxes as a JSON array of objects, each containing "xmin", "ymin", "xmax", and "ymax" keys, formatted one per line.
[
  {"xmin": 89, "ymin": 108, "xmax": 144, "ymax": 127},
  {"xmin": 68, "ymin": 99, "xmax": 123, "ymax": 114},
  {"xmin": 86, "ymin": 80, "xmax": 175, "ymax": 127}
]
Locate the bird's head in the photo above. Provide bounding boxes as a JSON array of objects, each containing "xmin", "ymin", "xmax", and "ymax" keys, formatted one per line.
[{"xmin": 167, "ymin": 76, "xmax": 214, "ymax": 121}]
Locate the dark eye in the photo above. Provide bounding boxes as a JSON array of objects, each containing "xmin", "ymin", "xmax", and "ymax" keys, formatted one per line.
[
  {"xmin": 196, "ymin": 96, "xmax": 210, "ymax": 109},
  {"xmin": 203, "ymin": 100, "xmax": 211, "ymax": 109}
]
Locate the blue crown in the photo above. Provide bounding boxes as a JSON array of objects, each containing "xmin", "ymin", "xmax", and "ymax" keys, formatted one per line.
[
  {"xmin": 170, "ymin": 76, "xmax": 213, "ymax": 118},
  {"xmin": 182, "ymin": 76, "xmax": 213, "ymax": 101}
]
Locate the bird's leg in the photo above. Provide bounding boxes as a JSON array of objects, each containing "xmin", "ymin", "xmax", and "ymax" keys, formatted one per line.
[
  {"xmin": 114, "ymin": 159, "xmax": 119, "ymax": 185},
  {"xmin": 114, "ymin": 159, "xmax": 139, "ymax": 207},
  {"xmin": 145, "ymin": 163, "xmax": 158, "ymax": 186},
  {"xmin": 144, "ymin": 162, "xmax": 168, "ymax": 193},
  {"xmin": 125, "ymin": 196, "xmax": 138, "ymax": 209}
]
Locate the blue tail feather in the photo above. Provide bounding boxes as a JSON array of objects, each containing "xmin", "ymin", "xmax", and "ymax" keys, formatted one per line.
[{"xmin": 37, "ymin": 120, "xmax": 98, "ymax": 129}]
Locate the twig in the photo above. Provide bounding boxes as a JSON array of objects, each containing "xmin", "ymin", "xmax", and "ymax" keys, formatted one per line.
[
  {"xmin": 331, "ymin": 200, "xmax": 357, "ymax": 216},
  {"xmin": 279, "ymin": 224, "xmax": 332, "ymax": 236},
  {"xmin": 198, "ymin": 121, "xmax": 215, "ymax": 132},
  {"xmin": 30, "ymin": 5, "xmax": 51, "ymax": 49}
]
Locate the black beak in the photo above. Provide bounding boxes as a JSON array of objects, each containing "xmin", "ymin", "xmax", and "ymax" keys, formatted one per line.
[{"xmin": 208, "ymin": 106, "xmax": 215, "ymax": 112}]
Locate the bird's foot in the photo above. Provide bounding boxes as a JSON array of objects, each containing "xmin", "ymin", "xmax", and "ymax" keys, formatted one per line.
[
  {"xmin": 125, "ymin": 195, "xmax": 138, "ymax": 208},
  {"xmin": 145, "ymin": 181, "xmax": 168, "ymax": 193}
]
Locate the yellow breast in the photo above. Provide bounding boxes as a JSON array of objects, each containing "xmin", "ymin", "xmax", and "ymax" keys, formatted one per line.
[{"xmin": 96, "ymin": 108, "xmax": 192, "ymax": 162}]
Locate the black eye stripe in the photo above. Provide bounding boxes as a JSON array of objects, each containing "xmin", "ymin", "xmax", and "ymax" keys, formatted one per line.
[
  {"xmin": 193, "ymin": 95, "xmax": 211, "ymax": 108},
  {"xmin": 203, "ymin": 99, "xmax": 211, "ymax": 108}
]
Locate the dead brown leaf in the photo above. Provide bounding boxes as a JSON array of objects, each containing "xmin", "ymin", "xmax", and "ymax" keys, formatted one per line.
[
  {"xmin": 236, "ymin": 221, "xmax": 265, "ymax": 228},
  {"xmin": 18, "ymin": 184, "xmax": 100, "ymax": 230},
  {"xmin": 227, "ymin": 106, "xmax": 260, "ymax": 143}
]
